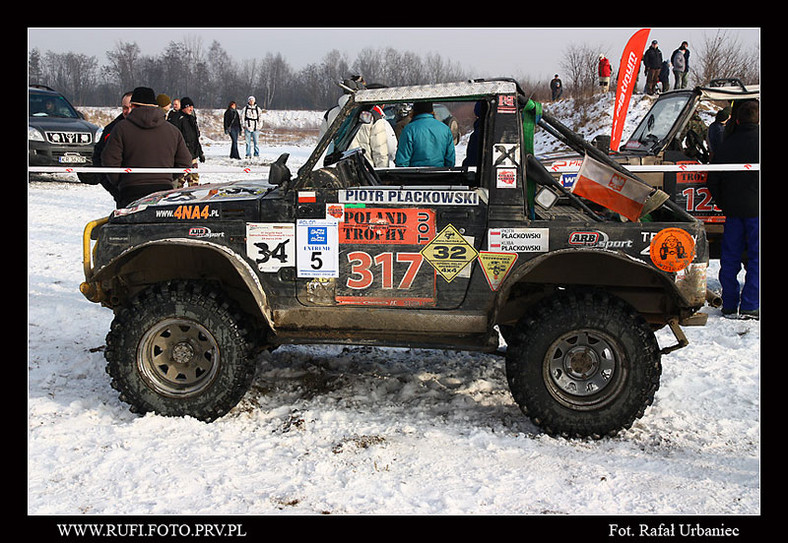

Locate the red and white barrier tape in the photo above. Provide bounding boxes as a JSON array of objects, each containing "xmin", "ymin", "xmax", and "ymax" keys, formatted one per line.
[
  {"xmin": 29, "ymin": 163, "xmax": 758, "ymax": 175},
  {"xmin": 28, "ymin": 165, "xmax": 271, "ymax": 174},
  {"xmin": 546, "ymin": 163, "xmax": 758, "ymax": 173}
]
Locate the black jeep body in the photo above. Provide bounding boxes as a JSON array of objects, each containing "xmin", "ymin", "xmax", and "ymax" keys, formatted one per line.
[{"xmin": 81, "ymin": 79, "xmax": 709, "ymax": 438}]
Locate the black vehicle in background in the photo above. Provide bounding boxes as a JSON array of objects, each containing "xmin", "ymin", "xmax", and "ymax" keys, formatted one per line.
[{"xmin": 29, "ymin": 85, "xmax": 101, "ymax": 181}]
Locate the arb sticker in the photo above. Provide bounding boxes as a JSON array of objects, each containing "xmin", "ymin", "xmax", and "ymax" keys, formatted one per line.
[{"xmin": 649, "ymin": 228, "xmax": 695, "ymax": 272}]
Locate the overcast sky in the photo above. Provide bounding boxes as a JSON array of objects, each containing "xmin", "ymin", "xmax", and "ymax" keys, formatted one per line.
[{"xmin": 28, "ymin": 27, "xmax": 760, "ymax": 81}]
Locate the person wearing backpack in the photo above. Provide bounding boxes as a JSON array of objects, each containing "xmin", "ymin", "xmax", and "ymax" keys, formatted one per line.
[
  {"xmin": 671, "ymin": 42, "xmax": 689, "ymax": 89},
  {"xmin": 241, "ymin": 95, "xmax": 263, "ymax": 158}
]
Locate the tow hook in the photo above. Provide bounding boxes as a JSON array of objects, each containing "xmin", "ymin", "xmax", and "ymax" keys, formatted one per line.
[{"xmin": 660, "ymin": 318, "xmax": 689, "ymax": 355}]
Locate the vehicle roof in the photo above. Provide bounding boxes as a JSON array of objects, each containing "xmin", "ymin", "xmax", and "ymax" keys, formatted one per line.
[
  {"xmin": 697, "ymin": 83, "xmax": 759, "ymax": 101},
  {"xmin": 353, "ymin": 80, "xmax": 520, "ymax": 105}
]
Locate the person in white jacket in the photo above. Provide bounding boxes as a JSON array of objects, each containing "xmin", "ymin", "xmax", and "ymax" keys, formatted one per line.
[
  {"xmin": 241, "ymin": 95, "xmax": 263, "ymax": 158},
  {"xmin": 348, "ymin": 105, "xmax": 397, "ymax": 168}
]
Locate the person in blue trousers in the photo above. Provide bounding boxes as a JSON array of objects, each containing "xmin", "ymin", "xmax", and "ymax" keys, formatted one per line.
[{"xmin": 707, "ymin": 100, "xmax": 760, "ymax": 319}]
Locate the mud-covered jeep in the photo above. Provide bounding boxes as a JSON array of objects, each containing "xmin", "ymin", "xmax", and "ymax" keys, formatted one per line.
[{"xmin": 81, "ymin": 79, "xmax": 709, "ymax": 438}]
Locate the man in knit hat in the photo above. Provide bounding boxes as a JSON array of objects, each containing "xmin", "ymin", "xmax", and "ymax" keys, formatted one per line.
[
  {"xmin": 168, "ymin": 96, "xmax": 204, "ymax": 187},
  {"xmin": 101, "ymin": 86, "xmax": 192, "ymax": 208},
  {"xmin": 156, "ymin": 93, "xmax": 172, "ymax": 116}
]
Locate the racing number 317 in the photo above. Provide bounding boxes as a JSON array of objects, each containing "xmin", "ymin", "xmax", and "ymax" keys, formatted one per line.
[{"xmin": 346, "ymin": 251, "xmax": 424, "ymax": 290}]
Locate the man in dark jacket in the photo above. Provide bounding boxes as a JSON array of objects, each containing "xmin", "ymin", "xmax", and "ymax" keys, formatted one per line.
[
  {"xmin": 169, "ymin": 96, "xmax": 205, "ymax": 187},
  {"xmin": 89, "ymin": 90, "xmax": 132, "ymax": 203},
  {"xmin": 101, "ymin": 87, "xmax": 192, "ymax": 209},
  {"xmin": 707, "ymin": 100, "xmax": 760, "ymax": 319},
  {"xmin": 642, "ymin": 40, "xmax": 663, "ymax": 95},
  {"xmin": 223, "ymin": 101, "xmax": 242, "ymax": 159}
]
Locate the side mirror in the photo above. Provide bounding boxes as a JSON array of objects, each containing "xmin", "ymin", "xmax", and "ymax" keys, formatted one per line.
[{"xmin": 268, "ymin": 153, "xmax": 291, "ymax": 185}]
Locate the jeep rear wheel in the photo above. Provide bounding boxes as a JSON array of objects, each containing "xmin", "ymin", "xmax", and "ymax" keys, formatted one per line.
[
  {"xmin": 105, "ymin": 281, "xmax": 257, "ymax": 422},
  {"xmin": 505, "ymin": 289, "xmax": 662, "ymax": 439}
]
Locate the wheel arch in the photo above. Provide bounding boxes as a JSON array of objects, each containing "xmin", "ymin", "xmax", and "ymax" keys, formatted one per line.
[
  {"xmin": 91, "ymin": 239, "xmax": 275, "ymax": 332},
  {"xmin": 494, "ymin": 249, "xmax": 683, "ymax": 328}
]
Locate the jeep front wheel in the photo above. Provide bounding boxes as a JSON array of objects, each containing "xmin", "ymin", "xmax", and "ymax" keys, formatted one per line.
[
  {"xmin": 105, "ymin": 281, "xmax": 257, "ymax": 422},
  {"xmin": 505, "ymin": 289, "xmax": 662, "ymax": 439}
]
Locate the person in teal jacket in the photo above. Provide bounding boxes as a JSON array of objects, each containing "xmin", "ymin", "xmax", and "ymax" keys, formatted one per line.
[{"xmin": 395, "ymin": 102, "xmax": 455, "ymax": 167}]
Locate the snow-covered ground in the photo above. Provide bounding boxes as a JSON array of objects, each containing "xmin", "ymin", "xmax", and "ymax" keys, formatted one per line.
[{"xmin": 28, "ymin": 94, "xmax": 760, "ymax": 523}]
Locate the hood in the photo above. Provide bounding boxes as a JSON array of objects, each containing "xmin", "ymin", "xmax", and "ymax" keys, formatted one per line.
[
  {"xmin": 111, "ymin": 179, "xmax": 277, "ymax": 221},
  {"xmin": 29, "ymin": 115, "xmax": 98, "ymax": 134},
  {"xmin": 125, "ymin": 105, "xmax": 168, "ymax": 129}
]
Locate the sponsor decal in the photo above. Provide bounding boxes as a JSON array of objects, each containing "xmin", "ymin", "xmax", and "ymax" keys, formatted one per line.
[
  {"xmin": 296, "ymin": 219, "xmax": 339, "ymax": 278},
  {"xmin": 649, "ymin": 228, "xmax": 696, "ymax": 273},
  {"xmin": 421, "ymin": 224, "xmax": 479, "ymax": 283},
  {"xmin": 172, "ymin": 204, "xmax": 218, "ymax": 220},
  {"xmin": 488, "ymin": 228, "xmax": 549, "ymax": 253},
  {"xmin": 497, "ymin": 94, "xmax": 517, "ymax": 114},
  {"xmin": 326, "ymin": 203, "xmax": 345, "ymax": 222},
  {"xmin": 496, "ymin": 167, "xmax": 517, "ymax": 189},
  {"xmin": 611, "ymin": 28, "xmax": 651, "ymax": 151},
  {"xmin": 493, "ymin": 143, "xmax": 519, "ymax": 168},
  {"xmin": 246, "ymin": 223, "xmax": 295, "ymax": 272},
  {"xmin": 340, "ymin": 189, "xmax": 479, "ymax": 206},
  {"xmin": 568, "ymin": 230, "xmax": 633, "ymax": 249},
  {"xmin": 340, "ymin": 208, "xmax": 435, "ymax": 245},
  {"xmin": 187, "ymin": 226, "xmax": 225, "ymax": 239},
  {"xmin": 477, "ymin": 252, "xmax": 518, "ymax": 291}
]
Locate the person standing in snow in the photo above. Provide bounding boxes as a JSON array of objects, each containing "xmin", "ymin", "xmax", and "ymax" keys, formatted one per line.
[
  {"xmin": 90, "ymin": 90, "xmax": 133, "ymax": 203},
  {"xmin": 598, "ymin": 55, "xmax": 612, "ymax": 93},
  {"xmin": 706, "ymin": 100, "xmax": 759, "ymax": 320},
  {"xmin": 241, "ymin": 95, "xmax": 264, "ymax": 158},
  {"xmin": 100, "ymin": 87, "xmax": 192, "ymax": 209},
  {"xmin": 224, "ymin": 101, "xmax": 242, "ymax": 160},
  {"xmin": 671, "ymin": 42, "xmax": 690, "ymax": 89},
  {"xmin": 167, "ymin": 98, "xmax": 180, "ymax": 122},
  {"xmin": 169, "ymin": 97, "xmax": 204, "ymax": 187},
  {"xmin": 550, "ymin": 74, "xmax": 563, "ymax": 101},
  {"xmin": 707, "ymin": 107, "xmax": 730, "ymax": 160},
  {"xmin": 659, "ymin": 61, "xmax": 671, "ymax": 93},
  {"xmin": 642, "ymin": 40, "xmax": 663, "ymax": 95}
]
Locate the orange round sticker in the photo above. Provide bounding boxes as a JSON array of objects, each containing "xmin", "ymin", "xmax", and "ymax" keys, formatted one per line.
[{"xmin": 650, "ymin": 228, "xmax": 695, "ymax": 272}]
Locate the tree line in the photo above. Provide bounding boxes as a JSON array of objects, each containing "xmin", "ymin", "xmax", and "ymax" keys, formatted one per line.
[
  {"xmin": 28, "ymin": 30, "xmax": 759, "ymax": 111},
  {"xmin": 27, "ymin": 38, "xmax": 472, "ymax": 110}
]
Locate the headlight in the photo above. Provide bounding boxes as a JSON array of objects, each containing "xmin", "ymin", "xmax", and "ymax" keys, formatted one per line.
[
  {"xmin": 94, "ymin": 127, "xmax": 103, "ymax": 143},
  {"xmin": 29, "ymin": 126, "xmax": 45, "ymax": 142}
]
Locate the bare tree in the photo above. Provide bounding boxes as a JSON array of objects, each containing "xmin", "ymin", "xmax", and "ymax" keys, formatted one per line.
[
  {"xmin": 105, "ymin": 41, "xmax": 141, "ymax": 92},
  {"xmin": 693, "ymin": 30, "xmax": 759, "ymax": 85},
  {"xmin": 559, "ymin": 42, "xmax": 607, "ymax": 97},
  {"xmin": 258, "ymin": 53, "xmax": 291, "ymax": 109}
]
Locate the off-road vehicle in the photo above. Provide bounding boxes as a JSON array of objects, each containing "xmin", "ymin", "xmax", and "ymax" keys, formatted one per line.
[
  {"xmin": 80, "ymin": 79, "xmax": 709, "ymax": 438},
  {"xmin": 29, "ymin": 85, "xmax": 102, "ymax": 182},
  {"xmin": 542, "ymin": 78, "xmax": 759, "ymax": 256}
]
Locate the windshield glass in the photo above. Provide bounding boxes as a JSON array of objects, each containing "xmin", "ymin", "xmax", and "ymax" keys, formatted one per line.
[
  {"xmin": 621, "ymin": 93, "xmax": 692, "ymax": 151},
  {"xmin": 29, "ymin": 91, "xmax": 81, "ymax": 119}
]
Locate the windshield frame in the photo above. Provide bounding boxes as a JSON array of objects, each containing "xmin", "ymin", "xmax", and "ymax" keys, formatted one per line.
[{"xmin": 621, "ymin": 90, "xmax": 696, "ymax": 154}]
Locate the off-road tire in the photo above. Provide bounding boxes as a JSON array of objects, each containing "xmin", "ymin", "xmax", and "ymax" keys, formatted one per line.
[
  {"xmin": 105, "ymin": 280, "xmax": 257, "ymax": 422},
  {"xmin": 505, "ymin": 289, "xmax": 662, "ymax": 439}
]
